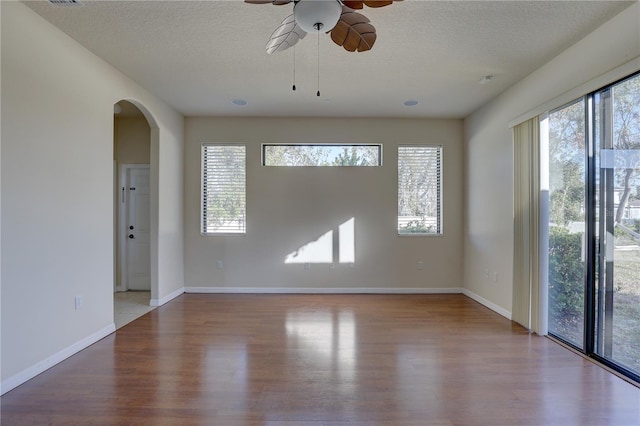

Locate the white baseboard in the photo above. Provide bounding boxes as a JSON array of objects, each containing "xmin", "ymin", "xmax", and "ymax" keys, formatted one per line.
[
  {"xmin": 462, "ymin": 289, "xmax": 512, "ymax": 320},
  {"xmin": 184, "ymin": 286, "xmax": 464, "ymax": 294},
  {"xmin": 150, "ymin": 287, "xmax": 184, "ymax": 307},
  {"xmin": 1, "ymin": 323, "xmax": 116, "ymax": 396}
]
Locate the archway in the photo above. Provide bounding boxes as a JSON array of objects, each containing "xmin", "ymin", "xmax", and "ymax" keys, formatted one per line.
[{"xmin": 113, "ymin": 99, "xmax": 159, "ymax": 328}]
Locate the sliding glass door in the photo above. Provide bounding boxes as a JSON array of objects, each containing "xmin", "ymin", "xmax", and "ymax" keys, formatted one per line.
[
  {"xmin": 594, "ymin": 74, "xmax": 640, "ymax": 377},
  {"xmin": 547, "ymin": 100, "xmax": 586, "ymax": 349},
  {"xmin": 545, "ymin": 72, "xmax": 640, "ymax": 381}
]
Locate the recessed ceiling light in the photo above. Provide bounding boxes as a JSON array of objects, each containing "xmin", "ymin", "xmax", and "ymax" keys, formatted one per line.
[
  {"xmin": 404, "ymin": 100, "xmax": 419, "ymax": 107},
  {"xmin": 232, "ymin": 99, "xmax": 247, "ymax": 106}
]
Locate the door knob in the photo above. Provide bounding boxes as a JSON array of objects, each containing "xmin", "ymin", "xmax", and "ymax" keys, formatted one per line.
[
  {"xmin": 128, "ymin": 234, "xmax": 135, "ymax": 239},
  {"xmin": 129, "ymin": 225, "xmax": 134, "ymax": 230}
]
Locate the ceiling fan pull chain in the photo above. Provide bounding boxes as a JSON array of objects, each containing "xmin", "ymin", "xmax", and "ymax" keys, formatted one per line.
[
  {"xmin": 292, "ymin": 45, "xmax": 296, "ymax": 91},
  {"xmin": 316, "ymin": 31, "xmax": 320, "ymax": 97}
]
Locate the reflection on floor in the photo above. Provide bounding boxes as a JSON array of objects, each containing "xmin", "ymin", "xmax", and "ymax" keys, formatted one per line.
[{"xmin": 114, "ymin": 291, "xmax": 155, "ymax": 329}]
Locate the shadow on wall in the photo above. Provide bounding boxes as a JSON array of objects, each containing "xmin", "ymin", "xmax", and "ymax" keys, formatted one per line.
[{"xmin": 285, "ymin": 218, "xmax": 355, "ymax": 264}]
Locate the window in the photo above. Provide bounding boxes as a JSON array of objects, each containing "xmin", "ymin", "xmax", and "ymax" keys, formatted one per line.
[
  {"xmin": 263, "ymin": 144, "xmax": 382, "ymax": 166},
  {"xmin": 398, "ymin": 145, "xmax": 442, "ymax": 235},
  {"xmin": 201, "ymin": 144, "xmax": 246, "ymax": 234}
]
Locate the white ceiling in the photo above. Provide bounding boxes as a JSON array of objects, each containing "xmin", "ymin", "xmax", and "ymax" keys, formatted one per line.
[{"xmin": 25, "ymin": 0, "xmax": 635, "ymax": 118}]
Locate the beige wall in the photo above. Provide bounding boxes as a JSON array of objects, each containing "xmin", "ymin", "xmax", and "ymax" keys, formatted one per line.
[
  {"xmin": 115, "ymin": 116, "xmax": 150, "ymax": 164},
  {"xmin": 184, "ymin": 117, "xmax": 463, "ymax": 290},
  {"xmin": 1, "ymin": 2, "xmax": 184, "ymax": 392},
  {"xmin": 463, "ymin": 2, "xmax": 640, "ymax": 317}
]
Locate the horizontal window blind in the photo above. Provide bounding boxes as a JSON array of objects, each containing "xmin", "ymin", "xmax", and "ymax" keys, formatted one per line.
[
  {"xmin": 398, "ymin": 145, "xmax": 442, "ymax": 235},
  {"xmin": 202, "ymin": 144, "xmax": 246, "ymax": 234}
]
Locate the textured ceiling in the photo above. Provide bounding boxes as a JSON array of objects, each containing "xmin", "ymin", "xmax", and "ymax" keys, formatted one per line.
[{"xmin": 24, "ymin": 0, "xmax": 636, "ymax": 118}]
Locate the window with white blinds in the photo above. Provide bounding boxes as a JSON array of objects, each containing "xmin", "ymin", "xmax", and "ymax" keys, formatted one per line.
[
  {"xmin": 398, "ymin": 145, "xmax": 442, "ymax": 235},
  {"xmin": 201, "ymin": 144, "xmax": 246, "ymax": 235}
]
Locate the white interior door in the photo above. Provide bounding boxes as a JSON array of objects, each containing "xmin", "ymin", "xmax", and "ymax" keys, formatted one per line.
[{"xmin": 123, "ymin": 166, "xmax": 150, "ymax": 291}]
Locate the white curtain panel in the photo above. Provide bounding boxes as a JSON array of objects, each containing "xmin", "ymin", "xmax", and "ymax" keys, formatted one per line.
[{"xmin": 512, "ymin": 116, "xmax": 546, "ymax": 334}]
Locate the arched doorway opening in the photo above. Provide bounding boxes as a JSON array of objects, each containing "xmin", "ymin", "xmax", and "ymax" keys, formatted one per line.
[{"xmin": 113, "ymin": 100, "xmax": 158, "ymax": 328}]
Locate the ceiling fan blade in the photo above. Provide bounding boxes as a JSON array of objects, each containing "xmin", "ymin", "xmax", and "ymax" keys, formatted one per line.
[
  {"xmin": 266, "ymin": 14, "xmax": 307, "ymax": 54},
  {"xmin": 341, "ymin": 0, "xmax": 399, "ymax": 8},
  {"xmin": 363, "ymin": 0, "xmax": 396, "ymax": 8},
  {"xmin": 341, "ymin": 1, "xmax": 364, "ymax": 9},
  {"xmin": 244, "ymin": 0, "xmax": 292, "ymax": 4},
  {"xmin": 330, "ymin": 8, "xmax": 376, "ymax": 52}
]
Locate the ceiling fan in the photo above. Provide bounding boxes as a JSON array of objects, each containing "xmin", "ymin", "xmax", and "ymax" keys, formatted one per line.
[{"xmin": 246, "ymin": 0, "xmax": 402, "ymax": 54}]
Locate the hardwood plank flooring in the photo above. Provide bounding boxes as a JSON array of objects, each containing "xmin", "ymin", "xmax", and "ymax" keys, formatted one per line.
[{"xmin": 2, "ymin": 294, "xmax": 639, "ymax": 425}]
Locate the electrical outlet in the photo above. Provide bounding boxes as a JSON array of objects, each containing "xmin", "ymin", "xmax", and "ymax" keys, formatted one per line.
[
  {"xmin": 216, "ymin": 260, "xmax": 223, "ymax": 270},
  {"xmin": 74, "ymin": 296, "xmax": 83, "ymax": 310},
  {"xmin": 493, "ymin": 272, "xmax": 499, "ymax": 283},
  {"xmin": 417, "ymin": 261, "xmax": 424, "ymax": 270}
]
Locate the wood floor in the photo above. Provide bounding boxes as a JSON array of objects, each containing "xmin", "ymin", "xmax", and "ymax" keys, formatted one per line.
[{"xmin": 2, "ymin": 294, "xmax": 639, "ymax": 425}]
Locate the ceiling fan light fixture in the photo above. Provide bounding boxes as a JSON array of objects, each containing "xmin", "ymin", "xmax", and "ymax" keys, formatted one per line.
[{"xmin": 294, "ymin": 0, "xmax": 342, "ymax": 33}]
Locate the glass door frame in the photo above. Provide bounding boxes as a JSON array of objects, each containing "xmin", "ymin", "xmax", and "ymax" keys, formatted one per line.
[{"xmin": 545, "ymin": 71, "xmax": 640, "ymax": 384}]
